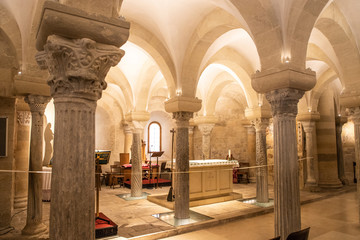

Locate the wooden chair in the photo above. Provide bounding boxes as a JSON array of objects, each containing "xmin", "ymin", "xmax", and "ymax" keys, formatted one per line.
[
  {"xmin": 286, "ymin": 227, "xmax": 310, "ymax": 240},
  {"xmin": 110, "ymin": 164, "xmax": 125, "ymax": 189}
]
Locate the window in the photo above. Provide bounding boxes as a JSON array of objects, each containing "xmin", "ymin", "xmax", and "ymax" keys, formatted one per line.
[{"xmin": 148, "ymin": 121, "xmax": 161, "ymax": 153}]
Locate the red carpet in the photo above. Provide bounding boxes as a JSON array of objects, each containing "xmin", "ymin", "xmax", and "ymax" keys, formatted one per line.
[{"xmin": 124, "ymin": 178, "xmax": 171, "ymax": 188}]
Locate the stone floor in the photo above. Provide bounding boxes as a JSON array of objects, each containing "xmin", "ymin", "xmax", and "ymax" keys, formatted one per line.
[{"xmin": 0, "ymin": 183, "xmax": 357, "ymax": 240}]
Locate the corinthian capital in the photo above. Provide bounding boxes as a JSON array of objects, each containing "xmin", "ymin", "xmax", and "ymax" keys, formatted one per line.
[
  {"xmin": 36, "ymin": 35, "xmax": 124, "ymax": 100},
  {"xmin": 348, "ymin": 107, "xmax": 360, "ymax": 125},
  {"xmin": 266, "ymin": 88, "xmax": 304, "ymax": 118}
]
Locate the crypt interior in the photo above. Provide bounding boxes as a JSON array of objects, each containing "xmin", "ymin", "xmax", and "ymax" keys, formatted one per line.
[{"xmin": 0, "ymin": 0, "xmax": 360, "ymax": 239}]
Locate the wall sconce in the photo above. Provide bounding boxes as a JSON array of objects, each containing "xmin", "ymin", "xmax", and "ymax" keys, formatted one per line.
[{"xmin": 308, "ymin": 107, "xmax": 312, "ymax": 113}]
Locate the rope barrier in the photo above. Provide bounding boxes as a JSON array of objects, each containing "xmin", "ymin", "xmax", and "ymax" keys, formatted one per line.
[{"xmin": 0, "ymin": 157, "xmax": 309, "ymax": 175}]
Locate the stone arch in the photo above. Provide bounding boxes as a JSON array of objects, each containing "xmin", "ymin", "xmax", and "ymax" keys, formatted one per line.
[
  {"xmin": 200, "ymin": 47, "xmax": 258, "ymax": 108},
  {"xmin": 229, "ymin": 0, "xmax": 282, "ymax": 70},
  {"xmin": 128, "ymin": 22, "xmax": 176, "ymax": 97},
  {"xmin": 288, "ymin": 0, "xmax": 330, "ymax": 68},
  {"xmin": 0, "ymin": 4, "xmax": 21, "ymax": 68},
  {"xmin": 315, "ymin": 7, "xmax": 360, "ymax": 89},
  {"xmin": 107, "ymin": 67, "xmax": 134, "ymax": 112},
  {"xmin": 181, "ymin": 8, "xmax": 244, "ymax": 97}
]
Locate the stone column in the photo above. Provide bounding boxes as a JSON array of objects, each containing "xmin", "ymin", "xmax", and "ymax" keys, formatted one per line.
[
  {"xmin": 266, "ymin": 88, "xmax": 304, "ymax": 239},
  {"xmin": 123, "ymin": 123, "xmax": 133, "ymax": 156},
  {"xmin": 188, "ymin": 126, "xmax": 195, "ymax": 160},
  {"xmin": 245, "ymin": 125, "xmax": 256, "ymax": 183},
  {"xmin": 14, "ymin": 111, "xmax": 31, "ymax": 209},
  {"xmin": 174, "ymin": 112, "xmax": 193, "ymax": 219},
  {"xmin": 336, "ymin": 116, "xmax": 348, "ymax": 185},
  {"xmin": 131, "ymin": 130, "xmax": 142, "ymax": 197},
  {"xmin": 252, "ymin": 118, "xmax": 269, "ymax": 203},
  {"xmin": 348, "ymin": 107, "xmax": 360, "ymax": 222},
  {"xmin": 301, "ymin": 121, "xmax": 318, "ymax": 188},
  {"xmin": 36, "ymin": 35, "xmax": 124, "ymax": 239},
  {"xmin": 22, "ymin": 95, "xmax": 50, "ymax": 236},
  {"xmin": 197, "ymin": 124, "xmax": 215, "ymax": 159}
]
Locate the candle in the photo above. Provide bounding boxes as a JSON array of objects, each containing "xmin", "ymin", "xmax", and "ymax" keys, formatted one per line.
[{"xmin": 228, "ymin": 149, "xmax": 231, "ymax": 158}]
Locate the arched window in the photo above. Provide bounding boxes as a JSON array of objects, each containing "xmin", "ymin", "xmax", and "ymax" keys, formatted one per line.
[{"xmin": 148, "ymin": 121, "xmax": 161, "ymax": 153}]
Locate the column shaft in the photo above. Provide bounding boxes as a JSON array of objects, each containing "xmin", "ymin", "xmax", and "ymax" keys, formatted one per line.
[
  {"xmin": 302, "ymin": 122, "xmax": 317, "ymax": 188},
  {"xmin": 335, "ymin": 119, "xmax": 347, "ymax": 184},
  {"xmin": 253, "ymin": 118, "xmax": 269, "ymax": 203},
  {"xmin": 131, "ymin": 131, "xmax": 142, "ymax": 197},
  {"xmin": 14, "ymin": 111, "xmax": 31, "ymax": 209},
  {"xmin": 22, "ymin": 95, "xmax": 50, "ymax": 236},
  {"xmin": 50, "ymin": 98, "xmax": 95, "ymax": 239},
  {"xmin": 246, "ymin": 126, "xmax": 256, "ymax": 183},
  {"xmin": 266, "ymin": 88, "xmax": 303, "ymax": 239},
  {"xmin": 174, "ymin": 112, "xmax": 192, "ymax": 219},
  {"xmin": 349, "ymin": 107, "xmax": 360, "ymax": 222}
]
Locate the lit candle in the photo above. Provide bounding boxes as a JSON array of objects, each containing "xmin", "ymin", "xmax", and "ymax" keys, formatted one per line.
[{"xmin": 228, "ymin": 149, "xmax": 231, "ymax": 158}]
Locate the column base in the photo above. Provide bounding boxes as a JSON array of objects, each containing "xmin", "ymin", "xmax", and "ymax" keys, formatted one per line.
[
  {"xmin": 14, "ymin": 196, "xmax": 28, "ymax": 209},
  {"xmin": 340, "ymin": 177, "xmax": 349, "ymax": 185},
  {"xmin": 318, "ymin": 180, "xmax": 343, "ymax": 189},
  {"xmin": 304, "ymin": 182, "xmax": 321, "ymax": 192},
  {"xmin": 22, "ymin": 222, "xmax": 47, "ymax": 236}
]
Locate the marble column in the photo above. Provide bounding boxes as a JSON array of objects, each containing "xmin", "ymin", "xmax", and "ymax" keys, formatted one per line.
[
  {"xmin": 301, "ymin": 121, "xmax": 318, "ymax": 188},
  {"xmin": 36, "ymin": 35, "xmax": 124, "ymax": 239},
  {"xmin": 245, "ymin": 125, "xmax": 256, "ymax": 183},
  {"xmin": 197, "ymin": 124, "xmax": 215, "ymax": 159},
  {"xmin": 336, "ymin": 116, "xmax": 348, "ymax": 185},
  {"xmin": 266, "ymin": 88, "xmax": 304, "ymax": 239},
  {"xmin": 131, "ymin": 130, "xmax": 142, "ymax": 197},
  {"xmin": 22, "ymin": 95, "xmax": 50, "ymax": 236},
  {"xmin": 348, "ymin": 107, "xmax": 360, "ymax": 222},
  {"xmin": 188, "ymin": 126, "xmax": 195, "ymax": 160},
  {"xmin": 252, "ymin": 118, "xmax": 269, "ymax": 203},
  {"xmin": 14, "ymin": 111, "xmax": 31, "ymax": 209},
  {"xmin": 174, "ymin": 111, "xmax": 193, "ymax": 219}
]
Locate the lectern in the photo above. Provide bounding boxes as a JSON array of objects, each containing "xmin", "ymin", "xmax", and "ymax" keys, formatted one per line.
[{"xmin": 150, "ymin": 151, "xmax": 164, "ymax": 188}]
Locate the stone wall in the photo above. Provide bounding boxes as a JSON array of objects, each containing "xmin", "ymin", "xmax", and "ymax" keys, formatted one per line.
[{"xmin": 0, "ymin": 97, "xmax": 16, "ymax": 230}]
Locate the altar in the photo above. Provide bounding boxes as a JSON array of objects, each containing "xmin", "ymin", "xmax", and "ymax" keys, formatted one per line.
[
  {"xmin": 187, "ymin": 159, "xmax": 238, "ymax": 200},
  {"xmin": 148, "ymin": 159, "xmax": 241, "ymax": 208}
]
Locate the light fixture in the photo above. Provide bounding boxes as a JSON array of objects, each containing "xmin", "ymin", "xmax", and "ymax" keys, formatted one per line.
[
  {"xmin": 284, "ymin": 57, "xmax": 290, "ymax": 64},
  {"xmin": 18, "ymin": 71, "xmax": 22, "ymax": 75},
  {"xmin": 176, "ymin": 89, "xmax": 182, "ymax": 96}
]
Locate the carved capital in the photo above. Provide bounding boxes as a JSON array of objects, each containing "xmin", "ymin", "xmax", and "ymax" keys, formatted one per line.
[
  {"xmin": 24, "ymin": 95, "xmax": 51, "ymax": 114},
  {"xmin": 17, "ymin": 111, "xmax": 31, "ymax": 126},
  {"xmin": 301, "ymin": 121, "xmax": 315, "ymax": 134},
  {"xmin": 173, "ymin": 111, "xmax": 193, "ymax": 128},
  {"xmin": 197, "ymin": 124, "xmax": 215, "ymax": 136},
  {"xmin": 251, "ymin": 118, "xmax": 269, "ymax": 132},
  {"xmin": 266, "ymin": 88, "xmax": 304, "ymax": 118},
  {"xmin": 36, "ymin": 35, "xmax": 124, "ymax": 101},
  {"xmin": 348, "ymin": 107, "xmax": 360, "ymax": 125}
]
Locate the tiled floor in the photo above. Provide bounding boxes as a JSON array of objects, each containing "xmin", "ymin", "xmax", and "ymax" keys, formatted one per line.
[
  {"xmin": 162, "ymin": 191, "xmax": 360, "ymax": 240},
  {"xmin": 1, "ymin": 183, "xmax": 357, "ymax": 240}
]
